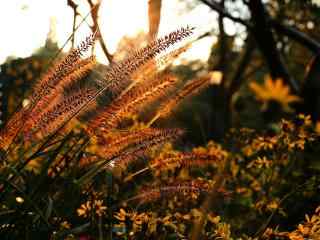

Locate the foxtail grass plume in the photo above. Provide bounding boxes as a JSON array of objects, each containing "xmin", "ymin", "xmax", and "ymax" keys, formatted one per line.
[
  {"xmin": 25, "ymin": 56, "xmax": 96, "ymax": 132},
  {"xmin": 30, "ymin": 34, "xmax": 96, "ymax": 105},
  {"xmin": 82, "ymin": 128, "xmax": 174, "ymax": 166},
  {"xmin": 0, "ymin": 108, "xmax": 28, "ymax": 150},
  {"xmin": 31, "ymin": 88, "xmax": 96, "ymax": 139},
  {"xmin": 152, "ymin": 152, "xmax": 222, "ymax": 170},
  {"xmin": 148, "ymin": 73, "xmax": 211, "ymax": 126},
  {"xmin": 130, "ymin": 44, "xmax": 191, "ymax": 84},
  {"xmin": 104, "ymin": 128, "xmax": 184, "ymax": 171},
  {"xmin": 95, "ymin": 26, "xmax": 194, "ymax": 95},
  {"xmin": 126, "ymin": 179, "xmax": 213, "ymax": 204},
  {"xmin": 88, "ymin": 73, "xmax": 178, "ymax": 133}
]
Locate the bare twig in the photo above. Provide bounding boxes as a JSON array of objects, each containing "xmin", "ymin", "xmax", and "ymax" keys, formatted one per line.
[
  {"xmin": 87, "ymin": 0, "xmax": 114, "ymax": 63},
  {"xmin": 67, "ymin": 0, "xmax": 79, "ymax": 48}
]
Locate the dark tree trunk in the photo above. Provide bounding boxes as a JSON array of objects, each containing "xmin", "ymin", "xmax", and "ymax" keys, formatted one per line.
[
  {"xmin": 248, "ymin": 0, "xmax": 299, "ymax": 93},
  {"xmin": 206, "ymin": 0, "xmax": 231, "ymax": 141}
]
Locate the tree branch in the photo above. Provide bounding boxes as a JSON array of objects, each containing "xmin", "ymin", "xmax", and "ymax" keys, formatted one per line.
[
  {"xmin": 87, "ymin": 0, "xmax": 114, "ymax": 63},
  {"xmin": 67, "ymin": 0, "xmax": 79, "ymax": 49},
  {"xmin": 199, "ymin": 0, "xmax": 251, "ymax": 28},
  {"xmin": 271, "ymin": 20, "xmax": 320, "ymax": 54},
  {"xmin": 199, "ymin": 0, "xmax": 320, "ymax": 54},
  {"xmin": 228, "ymin": 35, "xmax": 255, "ymax": 99},
  {"xmin": 218, "ymin": 0, "xmax": 227, "ymax": 81},
  {"xmin": 247, "ymin": 0, "xmax": 299, "ymax": 93}
]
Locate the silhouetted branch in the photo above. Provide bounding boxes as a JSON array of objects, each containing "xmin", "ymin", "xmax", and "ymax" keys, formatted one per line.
[
  {"xmin": 199, "ymin": 0, "xmax": 320, "ymax": 54},
  {"xmin": 67, "ymin": 0, "xmax": 78, "ymax": 49},
  {"xmin": 87, "ymin": 0, "xmax": 114, "ymax": 63},
  {"xmin": 228, "ymin": 35, "xmax": 255, "ymax": 99},
  {"xmin": 217, "ymin": 0, "xmax": 227, "ymax": 86},
  {"xmin": 248, "ymin": 0, "xmax": 299, "ymax": 93},
  {"xmin": 199, "ymin": 0, "xmax": 251, "ymax": 28},
  {"xmin": 97, "ymin": 26, "xmax": 114, "ymax": 63},
  {"xmin": 201, "ymin": 0, "xmax": 299, "ymax": 92},
  {"xmin": 271, "ymin": 20, "xmax": 320, "ymax": 54}
]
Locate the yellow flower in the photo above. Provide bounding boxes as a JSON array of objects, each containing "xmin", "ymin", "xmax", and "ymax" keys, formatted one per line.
[
  {"xmin": 248, "ymin": 156, "xmax": 272, "ymax": 169},
  {"xmin": 131, "ymin": 212, "xmax": 148, "ymax": 233},
  {"xmin": 115, "ymin": 208, "xmax": 127, "ymax": 221},
  {"xmin": 243, "ymin": 146, "xmax": 254, "ymax": 157},
  {"xmin": 60, "ymin": 221, "xmax": 71, "ymax": 229},
  {"xmin": 77, "ymin": 200, "xmax": 107, "ymax": 218},
  {"xmin": 276, "ymin": 205, "xmax": 320, "ymax": 240},
  {"xmin": 315, "ymin": 122, "xmax": 320, "ymax": 135},
  {"xmin": 267, "ymin": 200, "xmax": 279, "ymax": 211},
  {"xmin": 288, "ymin": 232, "xmax": 304, "ymax": 240},
  {"xmin": 162, "ymin": 215, "xmax": 172, "ymax": 225},
  {"xmin": 298, "ymin": 114, "xmax": 312, "ymax": 126},
  {"xmin": 182, "ymin": 213, "xmax": 191, "ymax": 221},
  {"xmin": 249, "ymin": 77, "xmax": 300, "ymax": 111},
  {"xmin": 251, "ymin": 180, "xmax": 262, "ymax": 192},
  {"xmin": 207, "ymin": 214, "xmax": 220, "ymax": 225},
  {"xmin": 77, "ymin": 201, "xmax": 91, "ymax": 218},
  {"xmin": 94, "ymin": 200, "xmax": 107, "ymax": 217},
  {"xmin": 214, "ymin": 223, "xmax": 231, "ymax": 239},
  {"xmin": 131, "ymin": 212, "xmax": 148, "ymax": 225}
]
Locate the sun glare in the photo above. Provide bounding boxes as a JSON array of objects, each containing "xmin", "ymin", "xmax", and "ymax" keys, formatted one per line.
[
  {"xmin": 0, "ymin": 0, "xmax": 216, "ymax": 65},
  {"xmin": 99, "ymin": 0, "xmax": 149, "ymax": 50}
]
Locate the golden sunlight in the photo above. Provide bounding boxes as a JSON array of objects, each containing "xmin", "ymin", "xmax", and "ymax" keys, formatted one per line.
[{"xmin": 0, "ymin": 0, "xmax": 216, "ymax": 64}]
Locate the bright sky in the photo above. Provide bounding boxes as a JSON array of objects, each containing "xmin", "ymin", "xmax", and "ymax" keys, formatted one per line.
[{"xmin": 0, "ymin": 0, "xmax": 226, "ymax": 65}]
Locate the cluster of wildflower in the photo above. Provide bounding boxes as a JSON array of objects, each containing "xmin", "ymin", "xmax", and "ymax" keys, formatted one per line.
[
  {"xmin": 77, "ymin": 199, "xmax": 107, "ymax": 218},
  {"xmin": 114, "ymin": 208, "xmax": 152, "ymax": 236},
  {"xmin": 113, "ymin": 207, "xmax": 231, "ymax": 239},
  {"xmin": 212, "ymin": 115, "xmax": 315, "ymax": 233},
  {"xmin": 242, "ymin": 114, "xmax": 316, "ymax": 157},
  {"xmin": 263, "ymin": 206, "xmax": 320, "ymax": 240},
  {"xmin": 279, "ymin": 114, "xmax": 316, "ymax": 151}
]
